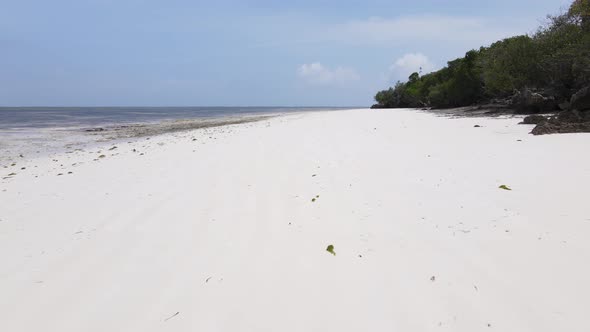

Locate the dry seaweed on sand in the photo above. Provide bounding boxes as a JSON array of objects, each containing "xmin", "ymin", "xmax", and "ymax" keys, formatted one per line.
[{"xmin": 326, "ymin": 245, "xmax": 336, "ymax": 256}]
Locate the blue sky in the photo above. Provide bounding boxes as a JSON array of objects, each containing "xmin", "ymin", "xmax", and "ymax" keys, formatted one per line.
[{"xmin": 0, "ymin": 0, "xmax": 572, "ymax": 106}]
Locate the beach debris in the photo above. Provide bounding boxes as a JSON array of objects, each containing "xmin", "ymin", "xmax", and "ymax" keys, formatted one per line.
[
  {"xmin": 498, "ymin": 185, "xmax": 512, "ymax": 191},
  {"xmin": 474, "ymin": 125, "xmax": 482, "ymax": 128},
  {"xmin": 7, "ymin": 173, "xmax": 16, "ymax": 176},
  {"xmin": 326, "ymin": 245, "xmax": 336, "ymax": 256},
  {"xmin": 109, "ymin": 146, "xmax": 117, "ymax": 151},
  {"xmin": 430, "ymin": 276, "xmax": 436, "ymax": 282},
  {"xmin": 57, "ymin": 173, "xmax": 63, "ymax": 176},
  {"xmin": 205, "ymin": 277, "xmax": 212, "ymax": 283},
  {"xmin": 164, "ymin": 311, "xmax": 180, "ymax": 322},
  {"xmin": 98, "ymin": 155, "xmax": 106, "ymax": 158},
  {"xmin": 312, "ymin": 174, "xmax": 317, "ymax": 177}
]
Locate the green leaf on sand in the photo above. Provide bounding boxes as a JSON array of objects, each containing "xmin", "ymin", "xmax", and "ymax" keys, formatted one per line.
[
  {"xmin": 326, "ymin": 245, "xmax": 336, "ymax": 256},
  {"xmin": 499, "ymin": 185, "xmax": 512, "ymax": 191}
]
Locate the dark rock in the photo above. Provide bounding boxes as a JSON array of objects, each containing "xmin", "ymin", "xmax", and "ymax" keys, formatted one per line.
[
  {"xmin": 531, "ymin": 119, "xmax": 590, "ymax": 135},
  {"xmin": 489, "ymin": 97, "xmax": 512, "ymax": 106},
  {"xmin": 570, "ymin": 86, "xmax": 590, "ymax": 111},
  {"xmin": 556, "ymin": 109, "xmax": 583, "ymax": 123},
  {"xmin": 512, "ymin": 88, "xmax": 558, "ymax": 114},
  {"xmin": 558, "ymin": 101, "xmax": 571, "ymax": 111},
  {"xmin": 521, "ymin": 115, "xmax": 548, "ymax": 125}
]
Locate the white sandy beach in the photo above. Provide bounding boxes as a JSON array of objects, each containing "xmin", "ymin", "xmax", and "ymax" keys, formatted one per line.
[{"xmin": 1, "ymin": 109, "xmax": 589, "ymax": 331}]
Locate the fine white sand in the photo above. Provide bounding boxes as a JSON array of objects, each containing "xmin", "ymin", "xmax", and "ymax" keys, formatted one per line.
[{"xmin": 1, "ymin": 109, "xmax": 589, "ymax": 331}]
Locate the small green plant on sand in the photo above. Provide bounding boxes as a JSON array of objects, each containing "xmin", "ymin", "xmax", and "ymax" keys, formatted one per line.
[
  {"xmin": 326, "ymin": 245, "xmax": 336, "ymax": 256},
  {"xmin": 499, "ymin": 185, "xmax": 512, "ymax": 191}
]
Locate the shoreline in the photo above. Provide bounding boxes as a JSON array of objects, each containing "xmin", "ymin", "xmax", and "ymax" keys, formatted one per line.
[
  {"xmin": 0, "ymin": 107, "xmax": 354, "ymax": 165},
  {"xmin": 0, "ymin": 113, "xmax": 288, "ymax": 166}
]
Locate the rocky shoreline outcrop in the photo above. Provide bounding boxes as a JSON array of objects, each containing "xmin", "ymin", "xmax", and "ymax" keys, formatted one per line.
[
  {"xmin": 518, "ymin": 86, "xmax": 590, "ymax": 135},
  {"xmin": 372, "ymin": 85, "xmax": 590, "ymax": 135}
]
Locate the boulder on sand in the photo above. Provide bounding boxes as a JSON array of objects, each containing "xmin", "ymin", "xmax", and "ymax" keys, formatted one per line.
[
  {"xmin": 531, "ymin": 119, "xmax": 590, "ymax": 135},
  {"xmin": 556, "ymin": 109, "xmax": 584, "ymax": 123},
  {"xmin": 520, "ymin": 114, "xmax": 548, "ymax": 125},
  {"xmin": 531, "ymin": 109, "xmax": 590, "ymax": 135}
]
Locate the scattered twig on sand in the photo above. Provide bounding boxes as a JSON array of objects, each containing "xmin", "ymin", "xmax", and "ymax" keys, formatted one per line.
[
  {"xmin": 205, "ymin": 277, "xmax": 212, "ymax": 283},
  {"xmin": 164, "ymin": 312, "xmax": 180, "ymax": 322}
]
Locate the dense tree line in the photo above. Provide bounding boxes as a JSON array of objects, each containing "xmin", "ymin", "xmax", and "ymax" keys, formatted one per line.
[{"xmin": 373, "ymin": 0, "xmax": 590, "ymax": 110}]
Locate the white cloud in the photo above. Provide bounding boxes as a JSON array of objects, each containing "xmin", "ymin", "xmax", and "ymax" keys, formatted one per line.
[
  {"xmin": 388, "ymin": 53, "xmax": 437, "ymax": 82},
  {"xmin": 297, "ymin": 62, "xmax": 360, "ymax": 85}
]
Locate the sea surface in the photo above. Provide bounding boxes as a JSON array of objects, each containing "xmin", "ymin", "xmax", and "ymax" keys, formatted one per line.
[{"xmin": 0, "ymin": 107, "xmax": 353, "ymax": 130}]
